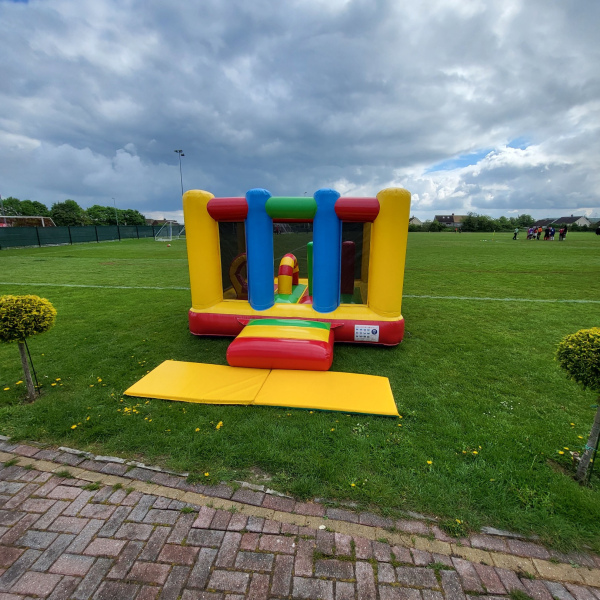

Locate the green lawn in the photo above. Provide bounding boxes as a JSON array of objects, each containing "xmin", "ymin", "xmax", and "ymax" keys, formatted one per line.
[{"xmin": 1, "ymin": 233, "xmax": 599, "ymax": 551}]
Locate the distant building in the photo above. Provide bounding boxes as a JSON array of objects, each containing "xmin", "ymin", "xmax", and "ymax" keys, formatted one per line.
[
  {"xmin": 409, "ymin": 216, "xmax": 423, "ymax": 226},
  {"xmin": 532, "ymin": 218, "xmax": 555, "ymax": 229},
  {"xmin": 552, "ymin": 215, "xmax": 592, "ymax": 228},
  {"xmin": 434, "ymin": 214, "xmax": 467, "ymax": 228}
]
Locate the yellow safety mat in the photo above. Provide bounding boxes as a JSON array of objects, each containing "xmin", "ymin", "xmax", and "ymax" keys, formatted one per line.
[{"xmin": 125, "ymin": 360, "xmax": 399, "ymax": 417}]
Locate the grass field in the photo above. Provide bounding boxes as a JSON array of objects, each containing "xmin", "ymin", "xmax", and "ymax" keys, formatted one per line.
[{"xmin": 1, "ymin": 232, "xmax": 599, "ymax": 551}]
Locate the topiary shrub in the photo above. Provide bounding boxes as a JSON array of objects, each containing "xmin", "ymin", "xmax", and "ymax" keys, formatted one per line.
[
  {"xmin": 556, "ymin": 328, "xmax": 600, "ymax": 482},
  {"xmin": 0, "ymin": 295, "xmax": 57, "ymax": 401}
]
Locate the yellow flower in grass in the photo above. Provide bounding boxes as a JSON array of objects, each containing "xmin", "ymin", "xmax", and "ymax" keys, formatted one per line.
[
  {"xmin": 350, "ymin": 483, "xmax": 356, "ymax": 487},
  {"xmin": 3, "ymin": 387, "xmax": 10, "ymax": 391},
  {"xmin": 56, "ymin": 378, "xmax": 61, "ymax": 381},
  {"xmin": 330, "ymin": 428, "xmax": 335, "ymax": 432},
  {"xmin": 456, "ymin": 519, "xmax": 462, "ymax": 524},
  {"xmin": 426, "ymin": 460, "xmax": 433, "ymax": 465},
  {"xmin": 563, "ymin": 447, "xmax": 569, "ymax": 450},
  {"xmin": 216, "ymin": 421, "xmax": 223, "ymax": 430},
  {"xmin": 71, "ymin": 424, "xmax": 77, "ymax": 429},
  {"xmin": 16, "ymin": 381, "xmax": 23, "ymax": 385},
  {"xmin": 558, "ymin": 451, "xmax": 564, "ymax": 455},
  {"xmin": 578, "ymin": 436, "xmax": 584, "ymax": 439},
  {"xmin": 195, "ymin": 428, "xmax": 200, "ymax": 432},
  {"xmin": 51, "ymin": 383, "xmax": 56, "ymax": 387},
  {"xmin": 204, "ymin": 472, "xmax": 210, "ymax": 477},
  {"xmin": 472, "ymin": 451, "xmax": 478, "ymax": 455},
  {"xmin": 97, "ymin": 378, "xmax": 102, "ymax": 382}
]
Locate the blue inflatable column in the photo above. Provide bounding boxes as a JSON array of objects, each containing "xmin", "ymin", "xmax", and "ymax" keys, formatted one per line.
[
  {"xmin": 312, "ymin": 188, "xmax": 341, "ymax": 313},
  {"xmin": 246, "ymin": 188, "xmax": 274, "ymax": 311}
]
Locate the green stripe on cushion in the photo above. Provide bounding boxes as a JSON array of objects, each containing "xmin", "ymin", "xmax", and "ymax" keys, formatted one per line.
[{"xmin": 247, "ymin": 319, "xmax": 330, "ymax": 331}]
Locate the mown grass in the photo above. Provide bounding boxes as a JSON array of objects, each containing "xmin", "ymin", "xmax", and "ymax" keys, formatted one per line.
[{"xmin": 1, "ymin": 233, "xmax": 599, "ymax": 551}]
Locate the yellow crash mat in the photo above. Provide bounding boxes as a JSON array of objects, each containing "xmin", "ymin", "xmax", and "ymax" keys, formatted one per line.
[
  {"xmin": 125, "ymin": 360, "xmax": 399, "ymax": 417},
  {"xmin": 124, "ymin": 360, "xmax": 269, "ymax": 404}
]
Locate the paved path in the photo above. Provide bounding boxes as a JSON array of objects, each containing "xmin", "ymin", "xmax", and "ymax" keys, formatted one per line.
[{"xmin": 0, "ymin": 442, "xmax": 599, "ymax": 599}]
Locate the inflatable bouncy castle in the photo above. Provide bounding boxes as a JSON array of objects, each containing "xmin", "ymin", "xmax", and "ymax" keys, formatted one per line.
[{"xmin": 183, "ymin": 187, "xmax": 411, "ymax": 347}]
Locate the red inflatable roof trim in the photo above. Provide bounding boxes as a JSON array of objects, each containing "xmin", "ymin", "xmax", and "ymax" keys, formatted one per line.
[
  {"xmin": 334, "ymin": 197, "xmax": 380, "ymax": 222},
  {"xmin": 207, "ymin": 197, "xmax": 248, "ymax": 222}
]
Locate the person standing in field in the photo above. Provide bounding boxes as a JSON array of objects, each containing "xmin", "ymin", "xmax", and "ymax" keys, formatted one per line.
[
  {"xmin": 544, "ymin": 227, "xmax": 550, "ymax": 240},
  {"xmin": 513, "ymin": 227, "xmax": 519, "ymax": 240},
  {"xmin": 550, "ymin": 226, "xmax": 555, "ymax": 240},
  {"xmin": 537, "ymin": 227, "xmax": 542, "ymax": 240}
]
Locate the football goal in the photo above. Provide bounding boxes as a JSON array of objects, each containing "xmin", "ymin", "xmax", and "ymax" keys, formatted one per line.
[{"xmin": 155, "ymin": 222, "xmax": 185, "ymax": 242}]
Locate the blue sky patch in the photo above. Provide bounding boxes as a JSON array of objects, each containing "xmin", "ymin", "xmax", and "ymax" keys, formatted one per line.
[
  {"xmin": 426, "ymin": 149, "xmax": 493, "ymax": 173},
  {"xmin": 507, "ymin": 137, "xmax": 530, "ymax": 150}
]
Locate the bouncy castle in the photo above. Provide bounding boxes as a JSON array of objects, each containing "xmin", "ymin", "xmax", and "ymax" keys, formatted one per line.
[{"xmin": 183, "ymin": 187, "xmax": 411, "ymax": 347}]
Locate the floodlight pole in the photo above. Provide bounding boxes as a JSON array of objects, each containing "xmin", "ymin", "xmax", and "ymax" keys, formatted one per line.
[
  {"xmin": 112, "ymin": 198, "xmax": 119, "ymax": 226},
  {"xmin": 174, "ymin": 149, "xmax": 185, "ymax": 197},
  {"xmin": 0, "ymin": 194, "xmax": 6, "ymax": 225}
]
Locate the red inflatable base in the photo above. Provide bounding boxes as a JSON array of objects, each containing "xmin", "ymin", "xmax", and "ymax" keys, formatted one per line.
[
  {"xmin": 189, "ymin": 311, "xmax": 404, "ymax": 346},
  {"xmin": 227, "ymin": 332, "xmax": 335, "ymax": 371}
]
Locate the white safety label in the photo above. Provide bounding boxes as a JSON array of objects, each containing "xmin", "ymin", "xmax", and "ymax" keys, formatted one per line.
[{"xmin": 354, "ymin": 325, "xmax": 380, "ymax": 342}]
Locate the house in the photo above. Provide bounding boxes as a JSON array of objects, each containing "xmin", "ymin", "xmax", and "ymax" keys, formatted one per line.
[
  {"xmin": 552, "ymin": 215, "xmax": 592, "ymax": 228},
  {"xmin": 434, "ymin": 214, "xmax": 467, "ymax": 228},
  {"xmin": 409, "ymin": 216, "xmax": 423, "ymax": 226},
  {"xmin": 532, "ymin": 218, "xmax": 555, "ymax": 229}
]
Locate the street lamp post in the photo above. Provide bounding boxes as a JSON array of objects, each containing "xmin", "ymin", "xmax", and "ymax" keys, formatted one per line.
[
  {"xmin": 112, "ymin": 198, "xmax": 119, "ymax": 227},
  {"xmin": 174, "ymin": 149, "xmax": 185, "ymax": 197}
]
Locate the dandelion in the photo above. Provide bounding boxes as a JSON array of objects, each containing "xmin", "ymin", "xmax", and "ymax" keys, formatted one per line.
[
  {"xmin": 204, "ymin": 472, "xmax": 209, "ymax": 476},
  {"xmin": 455, "ymin": 519, "xmax": 461, "ymax": 524},
  {"xmin": 51, "ymin": 383, "xmax": 56, "ymax": 387},
  {"xmin": 399, "ymin": 415, "xmax": 403, "ymax": 419},
  {"xmin": 350, "ymin": 483, "xmax": 356, "ymax": 487},
  {"xmin": 195, "ymin": 428, "xmax": 200, "ymax": 432},
  {"xmin": 71, "ymin": 424, "xmax": 77, "ymax": 429},
  {"xmin": 86, "ymin": 416, "xmax": 90, "ymax": 421},
  {"xmin": 89, "ymin": 384, "xmax": 94, "ymax": 387},
  {"xmin": 563, "ymin": 447, "xmax": 569, "ymax": 450},
  {"xmin": 397, "ymin": 424, "xmax": 402, "ymax": 427},
  {"xmin": 578, "ymin": 435, "xmax": 584, "ymax": 439},
  {"xmin": 570, "ymin": 422, "xmax": 575, "ymax": 426},
  {"xmin": 216, "ymin": 421, "xmax": 223, "ymax": 430},
  {"xmin": 56, "ymin": 378, "xmax": 61, "ymax": 381},
  {"xmin": 472, "ymin": 451, "xmax": 478, "ymax": 455},
  {"xmin": 3, "ymin": 387, "xmax": 10, "ymax": 391},
  {"xmin": 330, "ymin": 428, "xmax": 335, "ymax": 432},
  {"xmin": 427, "ymin": 460, "xmax": 432, "ymax": 465},
  {"xmin": 558, "ymin": 451, "xmax": 564, "ymax": 455},
  {"xmin": 16, "ymin": 380, "xmax": 23, "ymax": 385}
]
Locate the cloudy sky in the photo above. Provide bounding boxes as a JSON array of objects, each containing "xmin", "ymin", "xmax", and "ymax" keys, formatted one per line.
[{"xmin": 1, "ymin": 0, "xmax": 599, "ymax": 222}]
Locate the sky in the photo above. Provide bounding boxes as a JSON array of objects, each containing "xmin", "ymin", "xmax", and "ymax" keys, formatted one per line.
[{"xmin": 1, "ymin": 0, "xmax": 599, "ymax": 223}]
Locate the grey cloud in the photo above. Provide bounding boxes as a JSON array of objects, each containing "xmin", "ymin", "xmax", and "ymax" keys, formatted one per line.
[{"xmin": 0, "ymin": 0, "xmax": 598, "ymax": 219}]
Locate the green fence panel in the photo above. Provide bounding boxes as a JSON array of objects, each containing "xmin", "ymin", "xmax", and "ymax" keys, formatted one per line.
[
  {"xmin": 96, "ymin": 226, "xmax": 118, "ymax": 241},
  {"xmin": 119, "ymin": 226, "xmax": 137, "ymax": 239},
  {"xmin": 70, "ymin": 226, "xmax": 98, "ymax": 243},
  {"xmin": 137, "ymin": 226, "xmax": 154, "ymax": 238},
  {"xmin": 39, "ymin": 227, "xmax": 70, "ymax": 246},
  {"xmin": 0, "ymin": 227, "xmax": 39, "ymax": 248}
]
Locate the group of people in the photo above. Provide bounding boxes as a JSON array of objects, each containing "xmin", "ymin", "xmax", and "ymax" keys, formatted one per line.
[{"xmin": 513, "ymin": 226, "xmax": 568, "ymax": 241}]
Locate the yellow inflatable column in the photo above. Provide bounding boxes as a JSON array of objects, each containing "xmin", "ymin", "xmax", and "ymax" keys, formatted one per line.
[
  {"xmin": 183, "ymin": 190, "xmax": 222, "ymax": 310},
  {"xmin": 368, "ymin": 188, "xmax": 411, "ymax": 317}
]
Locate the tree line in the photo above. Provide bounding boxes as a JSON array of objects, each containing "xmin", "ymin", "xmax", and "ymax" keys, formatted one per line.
[
  {"xmin": 0, "ymin": 197, "xmax": 147, "ymax": 227},
  {"xmin": 412, "ymin": 212, "xmax": 536, "ymax": 232}
]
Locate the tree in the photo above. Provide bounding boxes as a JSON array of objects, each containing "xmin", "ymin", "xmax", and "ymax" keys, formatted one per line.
[
  {"xmin": 517, "ymin": 214, "xmax": 534, "ymax": 228},
  {"xmin": 86, "ymin": 204, "xmax": 114, "ymax": 225},
  {"xmin": 121, "ymin": 209, "xmax": 146, "ymax": 226},
  {"xmin": 1, "ymin": 197, "xmax": 22, "ymax": 216},
  {"xmin": 425, "ymin": 219, "xmax": 446, "ymax": 232},
  {"xmin": 51, "ymin": 199, "xmax": 88, "ymax": 226},
  {"xmin": 556, "ymin": 328, "xmax": 600, "ymax": 483},
  {"xmin": 0, "ymin": 295, "xmax": 57, "ymax": 401},
  {"xmin": 20, "ymin": 200, "xmax": 50, "ymax": 216}
]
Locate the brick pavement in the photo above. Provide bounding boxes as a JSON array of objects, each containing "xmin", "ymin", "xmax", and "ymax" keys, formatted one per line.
[{"xmin": 0, "ymin": 443, "xmax": 598, "ymax": 599}]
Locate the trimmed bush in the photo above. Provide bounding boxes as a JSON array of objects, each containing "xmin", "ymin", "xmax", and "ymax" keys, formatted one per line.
[
  {"xmin": 556, "ymin": 328, "xmax": 600, "ymax": 482},
  {"xmin": 0, "ymin": 295, "xmax": 56, "ymax": 401},
  {"xmin": 0, "ymin": 295, "xmax": 57, "ymax": 343}
]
